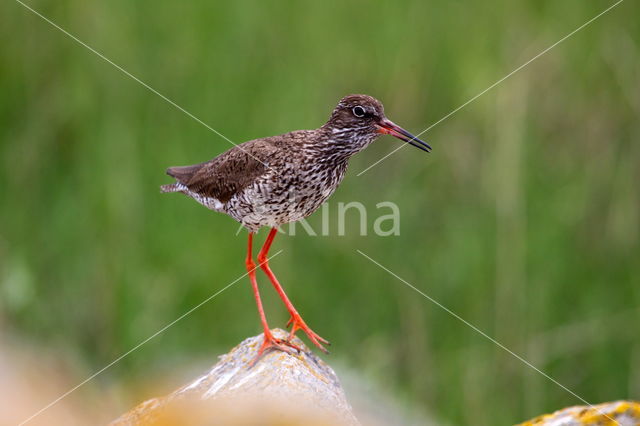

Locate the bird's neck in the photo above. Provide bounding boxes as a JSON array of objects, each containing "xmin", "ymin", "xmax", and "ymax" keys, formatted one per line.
[{"xmin": 308, "ymin": 126, "xmax": 378, "ymax": 163}]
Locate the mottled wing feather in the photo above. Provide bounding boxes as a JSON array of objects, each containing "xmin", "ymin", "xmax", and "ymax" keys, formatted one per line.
[
  {"xmin": 166, "ymin": 140, "xmax": 276, "ymax": 203},
  {"xmin": 166, "ymin": 163, "xmax": 206, "ymax": 181}
]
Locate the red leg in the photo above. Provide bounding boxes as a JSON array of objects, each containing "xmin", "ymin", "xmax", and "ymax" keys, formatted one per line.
[
  {"xmin": 257, "ymin": 228, "xmax": 330, "ymax": 353},
  {"xmin": 246, "ymin": 233, "xmax": 298, "ymax": 365}
]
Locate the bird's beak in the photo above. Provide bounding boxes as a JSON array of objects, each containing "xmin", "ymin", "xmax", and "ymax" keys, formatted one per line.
[{"xmin": 376, "ymin": 119, "xmax": 432, "ymax": 152}]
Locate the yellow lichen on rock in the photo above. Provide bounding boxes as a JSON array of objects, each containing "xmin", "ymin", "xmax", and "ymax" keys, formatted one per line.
[{"xmin": 518, "ymin": 400, "xmax": 640, "ymax": 426}]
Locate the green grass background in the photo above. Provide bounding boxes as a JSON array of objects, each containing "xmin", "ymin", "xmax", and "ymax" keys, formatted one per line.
[{"xmin": 1, "ymin": 0, "xmax": 639, "ymax": 424}]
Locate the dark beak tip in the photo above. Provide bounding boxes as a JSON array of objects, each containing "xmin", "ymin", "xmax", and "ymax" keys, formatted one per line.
[
  {"xmin": 402, "ymin": 133, "xmax": 432, "ymax": 153},
  {"xmin": 411, "ymin": 141, "xmax": 432, "ymax": 153}
]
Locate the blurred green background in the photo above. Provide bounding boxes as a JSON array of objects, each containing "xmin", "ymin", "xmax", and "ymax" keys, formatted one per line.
[{"xmin": 1, "ymin": 0, "xmax": 639, "ymax": 424}]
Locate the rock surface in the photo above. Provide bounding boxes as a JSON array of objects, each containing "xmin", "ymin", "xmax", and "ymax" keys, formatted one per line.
[
  {"xmin": 518, "ymin": 400, "xmax": 640, "ymax": 426},
  {"xmin": 111, "ymin": 329, "xmax": 639, "ymax": 425},
  {"xmin": 111, "ymin": 329, "xmax": 359, "ymax": 425}
]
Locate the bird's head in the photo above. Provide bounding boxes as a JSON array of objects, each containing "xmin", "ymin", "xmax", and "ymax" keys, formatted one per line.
[{"xmin": 323, "ymin": 94, "xmax": 431, "ymax": 154}]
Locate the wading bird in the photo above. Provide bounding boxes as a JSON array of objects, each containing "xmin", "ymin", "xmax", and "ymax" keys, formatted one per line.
[{"xmin": 162, "ymin": 94, "xmax": 430, "ymax": 360}]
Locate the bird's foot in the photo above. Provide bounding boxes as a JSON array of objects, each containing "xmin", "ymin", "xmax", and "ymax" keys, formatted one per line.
[
  {"xmin": 286, "ymin": 314, "xmax": 330, "ymax": 353},
  {"xmin": 250, "ymin": 330, "xmax": 301, "ymax": 367}
]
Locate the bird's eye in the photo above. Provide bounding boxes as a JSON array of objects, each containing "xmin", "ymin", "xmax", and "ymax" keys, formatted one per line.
[{"xmin": 352, "ymin": 106, "xmax": 366, "ymax": 117}]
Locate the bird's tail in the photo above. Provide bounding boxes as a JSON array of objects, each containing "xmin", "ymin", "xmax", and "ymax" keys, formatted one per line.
[{"xmin": 160, "ymin": 183, "xmax": 182, "ymax": 193}]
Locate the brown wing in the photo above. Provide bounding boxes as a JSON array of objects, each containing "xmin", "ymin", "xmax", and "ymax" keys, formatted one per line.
[{"xmin": 166, "ymin": 140, "xmax": 276, "ymax": 203}]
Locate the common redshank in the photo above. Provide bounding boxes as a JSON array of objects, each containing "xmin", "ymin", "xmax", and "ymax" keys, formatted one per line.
[{"xmin": 161, "ymin": 94, "xmax": 430, "ymax": 360}]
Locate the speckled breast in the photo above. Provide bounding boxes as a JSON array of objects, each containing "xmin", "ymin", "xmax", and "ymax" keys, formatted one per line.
[{"xmin": 225, "ymin": 161, "xmax": 348, "ymax": 232}]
